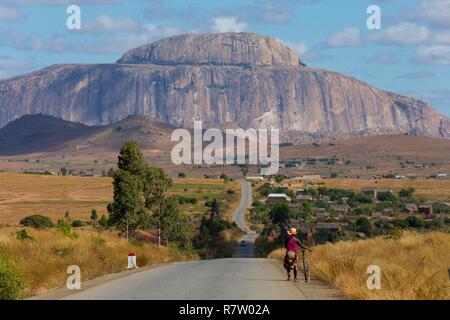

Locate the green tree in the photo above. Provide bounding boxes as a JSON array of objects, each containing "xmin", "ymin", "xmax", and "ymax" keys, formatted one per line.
[
  {"xmin": 99, "ymin": 215, "xmax": 109, "ymax": 228},
  {"xmin": 117, "ymin": 141, "xmax": 146, "ymax": 177},
  {"xmin": 399, "ymin": 187, "xmax": 415, "ymax": 198},
  {"xmin": 159, "ymin": 197, "xmax": 193, "ymax": 247},
  {"xmin": 60, "ymin": 167, "xmax": 68, "ymax": 176},
  {"xmin": 90, "ymin": 209, "xmax": 98, "ymax": 223},
  {"xmin": 269, "ymin": 203, "xmax": 290, "ymax": 225},
  {"xmin": 107, "ymin": 170, "xmax": 146, "ymax": 238},
  {"xmin": 356, "ymin": 217, "xmax": 373, "ymax": 236},
  {"xmin": 274, "ymin": 175, "xmax": 284, "ymax": 183},
  {"xmin": 64, "ymin": 210, "xmax": 71, "ymax": 221},
  {"xmin": 210, "ymin": 198, "xmax": 220, "ymax": 220}
]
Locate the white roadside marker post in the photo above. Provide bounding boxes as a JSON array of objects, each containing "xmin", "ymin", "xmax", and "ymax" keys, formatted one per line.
[{"xmin": 127, "ymin": 253, "xmax": 138, "ymax": 269}]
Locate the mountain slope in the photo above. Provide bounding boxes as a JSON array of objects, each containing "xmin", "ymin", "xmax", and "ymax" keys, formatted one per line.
[
  {"xmin": 0, "ymin": 115, "xmax": 175, "ymax": 155},
  {"xmin": 0, "ymin": 32, "xmax": 448, "ymax": 142}
]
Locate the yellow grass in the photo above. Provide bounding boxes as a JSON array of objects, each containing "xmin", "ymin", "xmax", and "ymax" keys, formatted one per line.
[
  {"xmin": 0, "ymin": 227, "xmax": 198, "ymax": 297},
  {"xmin": 269, "ymin": 231, "xmax": 450, "ymax": 300},
  {"xmin": 0, "ymin": 173, "xmax": 240, "ymax": 224},
  {"xmin": 289, "ymin": 178, "xmax": 450, "ymax": 201}
]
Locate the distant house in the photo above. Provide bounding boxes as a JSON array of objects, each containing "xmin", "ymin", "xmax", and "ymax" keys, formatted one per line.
[
  {"xmin": 296, "ymin": 188, "xmax": 306, "ymax": 195},
  {"xmin": 204, "ymin": 175, "xmax": 221, "ymax": 179},
  {"xmin": 296, "ymin": 195, "xmax": 313, "ymax": 201},
  {"xmin": 246, "ymin": 176, "xmax": 264, "ymax": 181},
  {"xmin": 313, "ymin": 207, "xmax": 329, "ymax": 218},
  {"xmin": 277, "ymin": 184, "xmax": 289, "ymax": 190},
  {"xmin": 372, "ymin": 212, "xmax": 383, "ymax": 219},
  {"xmin": 382, "ymin": 208, "xmax": 394, "ymax": 215},
  {"xmin": 418, "ymin": 205, "xmax": 433, "ymax": 216},
  {"xmin": 436, "ymin": 173, "xmax": 449, "ymax": 179},
  {"xmin": 405, "ymin": 203, "xmax": 418, "ymax": 213},
  {"xmin": 361, "ymin": 188, "xmax": 393, "ymax": 199},
  {"xmin": 316, "ymin": 222, "xmax": 345, "ymax": 231},
  {"xmin": 267, "ymin": 193, "xmax": 291, "ymax": 204},
  {"xmin": 331, "ymin": 204, "xmax": 351, "ymax": 214}
]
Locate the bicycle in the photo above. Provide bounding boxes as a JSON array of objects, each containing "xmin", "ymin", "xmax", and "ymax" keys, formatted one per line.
[{"xmin": 300, "ymin": 249, "xmax": 311, "ymax": 282}]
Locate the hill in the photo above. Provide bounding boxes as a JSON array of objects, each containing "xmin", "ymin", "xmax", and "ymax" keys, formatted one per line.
[{"xmin": 0, "ymin": 114, "xmax": 175, "ymax": 156}]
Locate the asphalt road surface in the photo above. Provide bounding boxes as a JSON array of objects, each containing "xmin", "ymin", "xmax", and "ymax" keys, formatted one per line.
[{"xmin": 63, "ymin": 181, "xmax": 342, "ymax": 300}]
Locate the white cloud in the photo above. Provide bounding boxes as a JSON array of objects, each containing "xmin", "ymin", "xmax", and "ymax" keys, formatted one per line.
[
  {"xmin": 414, "ymin": 45, "xmax": 450, "ymax": 65},
  {"xmin": 211, "ymin": 17, "xmax": 247, "ymax": 33},
  {"xmin": 0, "ymin": 6, "xmax": 24, "ymax": 21},
  {"xmin": 285, "ymin": 42, "xmax": 308, "ymax": 55},
  {"xmin": 82, "ymin": 15, "xmax": 139, "ymax": 33},
  {"xmin": 326, "ymin": 27, "xmax": 362, "ymax": 48},
  {"xmin": 368, "ymin": 22, "xmax": 429, "ymax": 46},
  {"xmin": 415, "ymin": 0, "xmax": 450, "ymax": 28}
]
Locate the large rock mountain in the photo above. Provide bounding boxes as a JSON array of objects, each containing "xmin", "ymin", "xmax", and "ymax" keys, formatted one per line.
[{"xmin": 0, "ymin": 32, "xmax": 448, "ymax": 142}]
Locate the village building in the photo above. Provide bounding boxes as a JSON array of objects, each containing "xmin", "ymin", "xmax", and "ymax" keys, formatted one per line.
[
  {"xmin": 295, "ymin": 194, "xmax": 313, "ymax": 201},
  {"xmin": 246, "ymin": 176, "xmax": 264, "ymax": 181},
  {"xmin": 418, "ymin": 205, "xmax": 433, "ymax": 216},
  {"xmin": 405, "ymin": 203, "xmax": 418, "ymax": 213},
  {"xmin": 331, "ymin": 204, "xmax": 351, "ymax": 214},
  {"xmin": 266, "ymin": 193, "xmax": 291, "ymax": 204}
]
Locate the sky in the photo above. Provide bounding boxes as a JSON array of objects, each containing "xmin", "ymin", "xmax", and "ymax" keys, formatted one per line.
[{"xmin": 0, "ymin": 0, "xmax": 449, "ymax": 116}]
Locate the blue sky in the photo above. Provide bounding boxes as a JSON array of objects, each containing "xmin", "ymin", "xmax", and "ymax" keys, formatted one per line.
[{"xmin": 0, "ymin": 0, "xmax": 449, "ymax": 116}]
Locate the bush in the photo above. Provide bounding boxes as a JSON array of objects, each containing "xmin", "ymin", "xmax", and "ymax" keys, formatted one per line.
[
  {"xmin": 57, "ymin": 219, "xmax": 79, "ymax": 239},
  {"xmin": 99, "ymin": 215, "xmax": 109, "ymax": 228},
  {"xmin": 71, "ymin": 220, "xmax": 83, "ymax": 228},
  {"xmin": 226, "ymin": 189, "xmax": 235, "ymax": 194},
  {"xmin": 178, "ymin": 172, "xmax": 186, "ymax": 178},
  {"xmin": 0, "ymin": 258, "xmax": 24, "ymax": 300},
  {"xmin": 19, "ymin": 215, "xmax": 54, "ymax": 229},
  {"xmin": 15, "ymin": 229, "xmax": 33, "ymax": 241}
]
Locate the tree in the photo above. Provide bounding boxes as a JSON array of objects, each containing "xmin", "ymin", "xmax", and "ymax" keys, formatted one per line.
[
  {"xmin": 178, "ymin": 172, "xmax": 186, "ymax": 178},
  {"xmin": 240, "ymin": 164, "xmax": 249, "ymax": 177},
  {"xmin": 159, "ymin": 197, "xmax": 193, "ymax": 247},
  {"xmin": 269, "ymin": 203, "xmax": 290, "ymax": 225},
  {"xmin": 356, "ymin": 217, "xmax": 373, "ymax": 236},
  {"xmin": 107, "ymin": 170, "xmax": 146, "ymax": 238},
  {"xmin": 117, "ymin": 141, "xmax": 146, "ymax": 177},
  {"xmin": 220, "ymin": 173, "xmax": 230, "ymax": 183},
  {"xmin": 99, "ymin": 215, "xmax": 109, "ymax": 228},
  {"xmin": 274, "ymin": 175, "xmax": 284, "ymax": 183},
  {"xmin": 399, "ymin": 187, "xmax": 415, "ymax": 198},
  {"xmin": 210, "ymin": 199, "xmax": 220, "ymax": 220},
  {"xmin": 64, "ymin": 210, "xmax": 71, "ymax": 221},
  {"xmin": 377, "ymin": 192, "xmax": 397, "ymax": 202},
  {"xmin": 406, "ymin": 216, "xmax": 426, "ymax": 229},
  {"xmin": 60, "ymin": 167, "xmax": 68, "ymax": 176},
  {"xmin": 90, "ymin": 209, "xmax": 98, "ymax": 223}
]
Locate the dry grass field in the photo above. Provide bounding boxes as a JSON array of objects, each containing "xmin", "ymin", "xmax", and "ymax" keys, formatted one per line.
[
  {"xmin": 0, "ymin": 226, "xmax": 198, "ymax": 297},
  {"xmin": 0, "ymin": 173, "xmax": 240, "ymax": 225},
  {"xmin": 269, "ymin": 231, "xmax": 450, "ymax": 300}
]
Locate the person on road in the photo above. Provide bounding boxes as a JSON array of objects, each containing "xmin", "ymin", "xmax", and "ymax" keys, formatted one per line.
[{"xmin": 283, "ymin": 228, "xmax": 310, "ymax": 281}]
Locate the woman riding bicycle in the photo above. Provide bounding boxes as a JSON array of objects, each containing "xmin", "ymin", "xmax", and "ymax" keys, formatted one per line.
[{"xmin": 284, "ymin": 228, "xmax": 311, "ymax": 281}]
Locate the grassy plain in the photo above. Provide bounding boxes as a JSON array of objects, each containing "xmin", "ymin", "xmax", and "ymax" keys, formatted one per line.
[{"xmin": 0, "ymin": 173, "xmax": 240, "ymax": 225}]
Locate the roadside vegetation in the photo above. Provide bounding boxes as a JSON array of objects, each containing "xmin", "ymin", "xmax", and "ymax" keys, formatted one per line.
[
  {"xmin": 269, "ymin": 231, "xmax": 450, "ymax": 300},
  {"xmin": 0, "ymin": 142, "xmax": 241, "ymax": 299}
]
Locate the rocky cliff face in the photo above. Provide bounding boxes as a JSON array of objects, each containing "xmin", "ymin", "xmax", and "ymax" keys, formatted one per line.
[{"xmin": 0, "ymin": 32, "xmax": 448, "ymax": 142}]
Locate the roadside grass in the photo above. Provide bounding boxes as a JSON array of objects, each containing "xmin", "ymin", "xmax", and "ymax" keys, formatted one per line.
[
  {"xmin": 0, "ymin": 227, "xmax": 198, "ymax": 298},
  {"xmin": 269, "ymin": 231, "xmax": 450, "ymax": 300}
]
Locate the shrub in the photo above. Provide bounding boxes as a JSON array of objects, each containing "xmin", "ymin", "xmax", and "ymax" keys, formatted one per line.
[
  {"xmin": 15, "ymin": 229, "xmax": 33, "ymax": 241},
  {"xmin": 226, "ymin": 189, "xmax": 235, "ymax": 194},
  {"xmin": 0, "ymin": 258, "xmax": 24, "ymax": 300},
  {"xmin": 57, "ymin": 219, "xmax": 79, "ymax": 239},
  {"xmin": 178, "ymin": 172, "xmax": 186, "ymax": 178},
  {"xmin": 19, "ymin": 215, "xmax": 53, "ymax": 229},
  {"xmin": 71, "ymin": 220, "xmax": 83, "ymax": 228},
  {"xmin": 99, "ymin": 215, "xmax": 109, "ymax": 228}
]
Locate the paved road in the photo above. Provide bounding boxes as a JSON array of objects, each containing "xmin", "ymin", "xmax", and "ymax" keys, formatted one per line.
[{"xmin": 64, "ymin": 181, "xmax": 342, "ymax": 300}]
